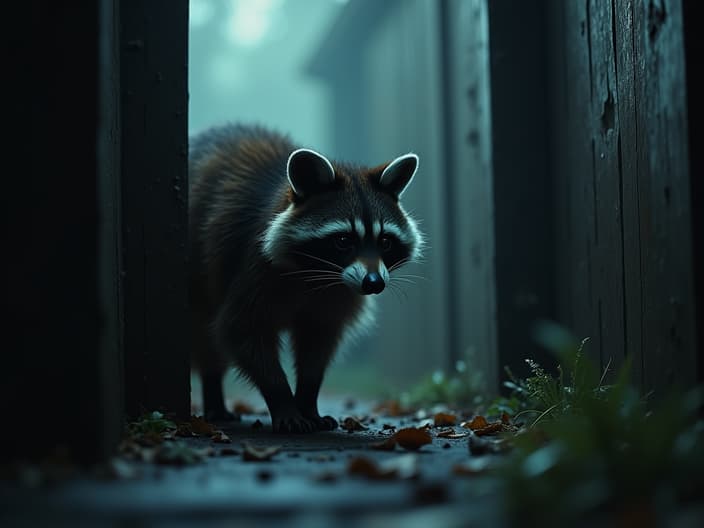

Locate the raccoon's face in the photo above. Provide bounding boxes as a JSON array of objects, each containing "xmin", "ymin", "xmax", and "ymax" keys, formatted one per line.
[{"xmin": 262, "ymin": 148, "xmax": 424, "ymax": 295}]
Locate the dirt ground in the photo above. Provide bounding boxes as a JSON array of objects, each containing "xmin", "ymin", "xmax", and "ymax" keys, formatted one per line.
[{"xmin": 0, "ymin": 399, "xmax": 506, "ymax": 528}]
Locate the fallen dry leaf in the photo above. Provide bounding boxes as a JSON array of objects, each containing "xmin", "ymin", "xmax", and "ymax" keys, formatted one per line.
[
  {"xmin": 242, "ymin": 442, "xmax": 280, "ymax": 462},
  {"xmin": 461, "ymin": 415, "xmax": 489, "ymax": 430},
  {"xmin": 433, "ymin": 412, "xmax": 457, "ymax": 427},
  {"xmin": 393, "ymin": 427, "xmax": 432, "ymax": 451},
  {"xmin": 341, "ymin": 417, "xmax": 368, "ymax": 432},
  {"xmin": 501, "ymin": 412, "xmax": 511, "ymax": 424},
  {"xmin": 436, "ymin": 428, "xmax": 469, "ymax": 439},
  {"xmin": 189, "ymin": 416, "xmax": 217, "ymax": 436},
  {"xmin": 473, "ymin": 421, "xmax": 504, "ymax": 436}
]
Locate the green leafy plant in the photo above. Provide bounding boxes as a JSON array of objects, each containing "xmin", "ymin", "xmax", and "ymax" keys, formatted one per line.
[
  {"xmin": 490, "ymin": 322, "xmax": 616, "ymax": 426},
  {"xmin": 401, "ymin": 358, "xmax": 487, "ymax": 408},
  {"xmin": 126, "ymin": 411, "xmax": 176, "ymax": 437},
  {"xmin": 497, "ymin": 321, "xmax": 704, "ymax": 525}
]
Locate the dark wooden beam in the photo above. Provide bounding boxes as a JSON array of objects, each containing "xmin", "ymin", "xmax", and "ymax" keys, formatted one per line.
[
  {"xmin": 121, "ymin": 0, "xmax": 190, "ymax": 419},
  {"xmin": 546, "ymin": 0, "xmax": 698, "ymax": 392}
]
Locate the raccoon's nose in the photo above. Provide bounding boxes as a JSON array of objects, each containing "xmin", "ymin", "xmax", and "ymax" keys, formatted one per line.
[{"xmin": 361, "ymin": 272, "xmax": 385, "ymax": 295}]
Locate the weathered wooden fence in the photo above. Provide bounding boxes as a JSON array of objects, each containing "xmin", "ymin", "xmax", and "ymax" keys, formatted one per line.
[{"xmin": 544, "ymin": 0, "xmax": 699, "ymax": 390}]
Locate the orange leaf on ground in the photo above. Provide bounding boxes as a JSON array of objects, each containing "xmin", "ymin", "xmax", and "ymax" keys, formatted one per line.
[
  {"xmin": 393, "ymin": 427, "xmax": 432, "ymax": 450},
  {"xmin": 242, "ymin": 442, "xmax": 280, "ymax": 462},
  {"xmin": 433, "ymin": 412, "xmax": 457, "ymax": 426},
  {"xmin": 189, "ymin": 416, "xmax": 217, "ymax": 436},
  {"xmin": 461, "ymin": 415, "xmax": 489, "ymax": 430},
  {"xmin": 473, "ymin": 421, "xmax": 504, "ymax": 436}
]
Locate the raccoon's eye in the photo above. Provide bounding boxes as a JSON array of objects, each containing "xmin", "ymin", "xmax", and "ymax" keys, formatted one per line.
[
  {"xmin": 333, "ymin": 234, "xmax": 354, "ymax": 251},
  {"xmin": 380, "ymin": 235, "xmax": 394, "ymax": 252}
]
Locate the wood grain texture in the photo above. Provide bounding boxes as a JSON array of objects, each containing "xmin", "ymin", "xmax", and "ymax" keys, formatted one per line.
[{"xmin": 547, "ymin": 0, "xmax": 698, "ymax": 390}]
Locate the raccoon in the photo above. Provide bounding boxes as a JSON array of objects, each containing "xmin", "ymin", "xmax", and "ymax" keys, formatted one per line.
[{"xmin": 189, "ymin": 124, "xmax": 423, "ymax": 433}]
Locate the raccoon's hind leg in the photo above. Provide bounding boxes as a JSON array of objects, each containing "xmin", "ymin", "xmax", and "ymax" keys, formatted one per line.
[{"xmin": 290, "ymin": 322, "xmax": 341, "ymax": 431}]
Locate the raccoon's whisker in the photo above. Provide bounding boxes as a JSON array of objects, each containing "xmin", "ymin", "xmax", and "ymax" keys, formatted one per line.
[
  {"xmin": 303, "ymin": 275, "xmax": 344, "ymax": 283},
  {"xmin": 394, "ymin": 273, "xmax": 428, "ymax": 281},
  {"xmin": 390, "ymin": 277, "xmax": 417, "ymax": 285},
  {"xmin": 307, "ymin": 281, "xmax": 346, "ymax": 293},
  {"xmin": 291, "ymin": 251, "xmax": 343, "ymax": 271},
  {"xmin": 388, "ymin": 258, "xmax": 412, "ymax": 272},
  {"xmin": 280, "ymin": 269, "xmax": 341, "ymax": 277},
  {"xmin": 386, "ymin": 282, "xmax": 402, "ymax": 303},
  {"xmin": 387, "ymin": 281, "xmax": 408, "ymax": 302}
]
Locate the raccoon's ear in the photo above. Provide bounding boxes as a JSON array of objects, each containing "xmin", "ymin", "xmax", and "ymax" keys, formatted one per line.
[
  {"xmin": 379, "ymin": 153, "xmax": 419, "ymax": 199},
  {"xmin": 287, "ymin": 148, "xmax": 335, "ymax": 199}
]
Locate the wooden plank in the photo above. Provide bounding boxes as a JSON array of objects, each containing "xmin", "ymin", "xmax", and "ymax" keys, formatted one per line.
[
  {"xmin": 612, "ymin": 0, "xmax": 640, "ymax": 378},
  {"xmin": 632, "ymin": 0, "xmax": 697, "ymax": 390},
  {"xmin": 614, "ymin": 0, "xmax": 645, "ymax": 386},
  {"xmin": 586, "ymin": 0, "xmax": 626, "ymax": 373},
  {"xmin": 121, "ymin": 0, "xmax": 190, "ymax": 419}
]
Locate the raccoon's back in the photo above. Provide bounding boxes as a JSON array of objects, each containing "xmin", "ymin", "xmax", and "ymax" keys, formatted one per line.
[{"xmin": 188, "ymin": 124, "xmax": 295, "ymax": 303}]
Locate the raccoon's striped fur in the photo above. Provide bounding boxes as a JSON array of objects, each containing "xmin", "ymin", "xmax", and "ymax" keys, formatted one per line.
[{"xmin": 189, "ymin": 124, "xmax": 423, "ymax": 433}]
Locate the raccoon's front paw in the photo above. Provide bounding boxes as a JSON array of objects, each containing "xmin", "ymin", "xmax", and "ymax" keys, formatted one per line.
[{"xmin": 271, "ymin": 411, "xmax": 316, "ymax": 434}]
